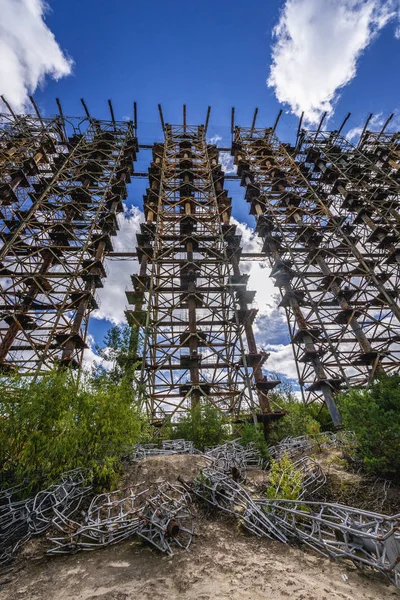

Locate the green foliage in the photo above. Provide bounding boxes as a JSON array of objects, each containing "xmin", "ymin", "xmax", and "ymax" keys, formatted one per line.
[
  {"xmin": 167, "ymin": 402, "xmax": 229, "ymax": 450},
  {"xmin": 237, "ymin": 423, "xmax": 270, "ymax": 459},
  {"xmin": 338, "ymin": 374, "xmax": 400, "ymax": 478},
  {"xmin": 269, "ymin": 391, "xmax": 332, "ymax": 444},
  {"xmin": 94, "ymin": 324, "xmax": 140, "ymax": 383},
  {"xmin": 266, "ymin": 452, "xmax": 303, "ymax": 500},
  {"xmin": 0, "ymin": 368, "xmax": 144, "ymax": 493}
]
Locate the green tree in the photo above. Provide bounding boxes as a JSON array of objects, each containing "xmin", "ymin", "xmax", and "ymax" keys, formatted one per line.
[
  {"xmin": 0, "ymin": 368, "xmax": 143, "ymax": 493},
  {"xmin": 94, "ymin": 324, "xmax": 140, "ymax": 383},
  {"xmin": 167, "ymin": 402, "xmax": 229, "ymax": 450},
  {"xmin": 237, "ymin": 422, "xmax": 270, "ymax": 459},
  {"xmin": 339, "ymin": 374, "xmax": 400, "ymax": 478},
  {"xmin": 269, "ymin": 390, "xmax": 332, "ymax": 444},
  {"xmin": 266, "ymin": 452, "xmax": 303, "ymax": 500}
]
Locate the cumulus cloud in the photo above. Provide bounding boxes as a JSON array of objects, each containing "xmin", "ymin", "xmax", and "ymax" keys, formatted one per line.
[
  {"xmin": 232, "ymin": 218, "xmax": 298, "ymax": 383},
  {"xmin": 268, "ymin": 0, "xmax": 397, "ymax": 124},
  {"xmin": 264, "ymin": 343, "xmax": 299, "ymax": 381},
  {"xmin": 0, "ymin": 0, "xmax": 72, "ymax": 112},
  {"xmin": 82, "ymin": 334, "xmax": 113, "ymax": 372},
  {"xmin": 232, "ymin": 218, "xmax": 280, "ymax": 318},
  {"xmin": 93, "ymin": 206, "xmax": 144, "ymax": 324}
]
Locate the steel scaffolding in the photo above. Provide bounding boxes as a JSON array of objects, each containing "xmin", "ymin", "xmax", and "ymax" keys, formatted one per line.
[
  {"xmin": 126, "ymin": 120, "xmax": 283, "ymax": 426},
  {"xmin": 232, "ymin": 123, "xmax": 400, "ymax": 425},
  {"xmin": 0, "ymin": 108, "xmax": 137, "ymax": 374},
  {"xmin": 2, "ymin": 102, "xmax": 399, "ymax": 428}
]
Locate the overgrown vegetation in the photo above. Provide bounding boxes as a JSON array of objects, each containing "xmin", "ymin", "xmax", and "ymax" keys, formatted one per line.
[
  {"xmin": 269, "ymin": 388, "xmax": 334, "ymax": 444},
  {"xmin": 339, "ymin": 373, "xmax": 400, "ymax": 479},
  {"xmin": 0, "ymin": 325, "xmax": 144, "ymax": 494},
  {"xmin": 266, "ymin": 452, "xmax": 303, "ymax": 500},
  {"xmin": 236, "ymin": 422, "xmax": 269, "ymax": 459},
  {"xmin": 165, "ymin": 403, "xmax": 230, "ymax": 450}
]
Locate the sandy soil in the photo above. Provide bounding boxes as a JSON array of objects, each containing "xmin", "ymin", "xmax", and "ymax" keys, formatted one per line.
[
  {"xmin": 0, "ymin": 454, "xmax": 399, "ymax": 600},
  {"xmin": 0, "ymin": 514, "xmax": 398, "ymax": 600}
]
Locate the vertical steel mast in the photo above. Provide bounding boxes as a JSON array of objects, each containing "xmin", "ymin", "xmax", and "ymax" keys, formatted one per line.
[
  {"xmin": 126, "ymin": 117, "xmax": 282, "ymax": 428},
  {"xmin": 232, "ymin": 123, "xmax": 400, "ymax": 426},
  {"xmin": 0, "ymin": 106, "xmax": 137, "ymax": 374}
]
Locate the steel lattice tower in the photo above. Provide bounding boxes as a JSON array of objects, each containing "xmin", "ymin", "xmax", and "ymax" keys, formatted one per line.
[
  {"xmin": 232, "ymin": 123, "xmax": 400, "ymax": 426},
  {"xmin": 126, "ymin": 120, "xmax": 283, "ymax": 427},
  {"xmin": 0, "ymin": 107, "xmax": 137, "ymax": 374}
]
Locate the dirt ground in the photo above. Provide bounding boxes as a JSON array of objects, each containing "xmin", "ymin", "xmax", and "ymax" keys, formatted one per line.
[{"xmin": 0, "ymin": 454, "xmax": 399, "ymax": 600}]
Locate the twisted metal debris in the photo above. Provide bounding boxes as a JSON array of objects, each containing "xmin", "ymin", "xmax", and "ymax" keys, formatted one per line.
[
  {"xmin": 131, "ymin": 440, "xmax": 196, "ymax": 461},
  {"xmin": 268, "ymin": 436, "xmax": 313, "ymax": 460},
  {"xmin": 204, "ymin": 440, "xmax": 264, "ymax": 480},
  {"xmin": 268, "ymin": 431, "xmax": 356, "ymax": 460},
  {"xmin": 49, "ymin": 485, "xmax": 146, "ymax": 553},
  {"xmin": 0, "ymin": 469, "xmax": 90, "ymax": 565},
  {"xmin": 193, "ymin": 468, "xmax": 400, "ymax": 588},
  {"xmin": 138, "ymin": 482, "xmax": 195, "ymax": 553},
  {"xmin": 292, "ymin": 456, "xmax": 326, "ymax": 499},
  {"xmin": 49, "ymin": 481, "xmax": 194, "ymax": 556},
  {"xmin": 193, "ymin": 467, "xmax": 287, "ymax": 542}
]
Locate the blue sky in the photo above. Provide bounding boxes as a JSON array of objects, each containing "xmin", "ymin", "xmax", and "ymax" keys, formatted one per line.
[{"xmin": 1, "ymin": 0, "xmax": 399, "ymax": 382}]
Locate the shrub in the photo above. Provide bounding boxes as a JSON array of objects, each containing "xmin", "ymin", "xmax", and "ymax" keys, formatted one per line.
[
  {"xmin": 167, "ymin": 403, "xmax": 229, "ymax": 450},
  {"xmin": 237, "ymin": 422, "xmax": 270, "ymax": 459},
  {"xmin": 0, "ymin": 368, "xmax": 143, "ymax": 493},
  {"xmin": 339, "ymin": 374, "xmax": 400, "ymax": 478},
  {"xmin": 266, "ymin": 452, "xmax": 303, "ymax": 500},
  {"xmin": 269, "ymin": 391, "xmax": 333, "ymax": 444}
]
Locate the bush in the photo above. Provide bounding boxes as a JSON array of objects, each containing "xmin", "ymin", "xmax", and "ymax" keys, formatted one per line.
[
  {"xmin": 237, "ymin": 422, "xmax": 270, "ymax": 459},
  {"xmin": 269, "ymin": 391, "xmax": 333, "ymax": 444},
  {"xmin": 0, "ymin": 369, "xmax": 144, "ymax": 493},
  {"xmin": 167, "ymin": 403, "xmax": 229, "ymax": 450},
  {"xmin": 339, "ymin": 374, "xmax": 400, "ymax": 478},
  {"xmin": 266, "ymin": 452, "xmax": 303, "ymax": 500}
]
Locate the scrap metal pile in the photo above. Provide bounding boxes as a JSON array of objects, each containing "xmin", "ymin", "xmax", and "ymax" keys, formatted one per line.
[
  {"xmin": 2, "ymin": 431, "xmax": 399, "ymax": 589},
  {"xmin": 130, "ymin": 439, "xmax": 196, "ymax": 461},
  {"xmin": 1, "ymin": 471, "xmax": 194, "ymax": 563},
  {"xmin": 203, "ymin": 440, "xmax": 264, "ymax": 479},
  {"xmin": 193, "ymin": 438, "xmax": 400, "ymax": 588},
  {"xmin": 50, "ymin": 481, "xmax": 194, "ymax": 555},
  {"xmin": 0, "ymin": 469, "xmax": 90, "ymax": 565},
  {"xmin": 267, "ymin": 431, "xmax": 356, "ymax": 461}
]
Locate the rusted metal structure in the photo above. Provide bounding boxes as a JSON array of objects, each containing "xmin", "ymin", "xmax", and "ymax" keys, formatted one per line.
[
  {"xmin": 126, "ymin": 114, "xmax": 282, "ymax": 426},
  {"xmin": 232, "ymin": 119, "xmax": 400, "ymax": 426},
  {"xmin": 2, "ymin": 100, "xmax": 399, "ymax": 429},
  {"xmin": 0, "ymin": 101, "xmax": 137, "ymax": 374}
]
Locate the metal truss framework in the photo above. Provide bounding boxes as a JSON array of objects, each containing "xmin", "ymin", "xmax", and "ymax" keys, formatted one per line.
[
  {"xmin": 1, "ymin": 102, "xmax": 399, "ymax": 428},
  {"xmin": 126, "ymin": 122, "xmax": 282, "ymax": 425},
  {"xmin": 0, "ymin": 109, "xmax": 137, "ymax": 373},
  {"xmin": 232, "ymin": 125, "xmax": 400, "ymax": 425}
]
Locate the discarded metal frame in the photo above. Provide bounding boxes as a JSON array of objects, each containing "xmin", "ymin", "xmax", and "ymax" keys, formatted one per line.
[
  {"xmin": 0, "ymin": 469, "xmax": 90, "ymax": 564},
  {"xmin": 50, "ymin": 481, "xmax": 194, "ymax": 556},
  {"xmin": 193, "ymin": 468, "xmax": 400, "ymax": 588}
]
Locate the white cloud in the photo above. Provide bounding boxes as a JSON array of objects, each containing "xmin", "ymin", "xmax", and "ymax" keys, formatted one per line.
[
  {"xmin": 346, "ymin": 112, "xmax": 384, "ymax": 142},
  {"xmin": 264, "ymin": 343, "xmax": 299, "ymax": 380},
  {"xmin": 82, "ymin": 334, "xmax": 113, "ymax": 372},
  {"xmin": 93, "ymin": 206, "xmax": 144, "ymax": 324},
  {"xmin": 207, "ymin": 134, "xmax": 222, "ymax": 145},
  {"xmin": 268, "ymin": 0, "xmax": 397, "ymax": 124},
  {"xmin": 0, "ymin": 0, "xmax": 72, "ymax": 112},
  {"xmin": 219, "ymin": 152, "xmax": 237, "ymax": 174},
  {"xmin": 232, "ymin": 218, "xmax": 280, "ymax": 318}
]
